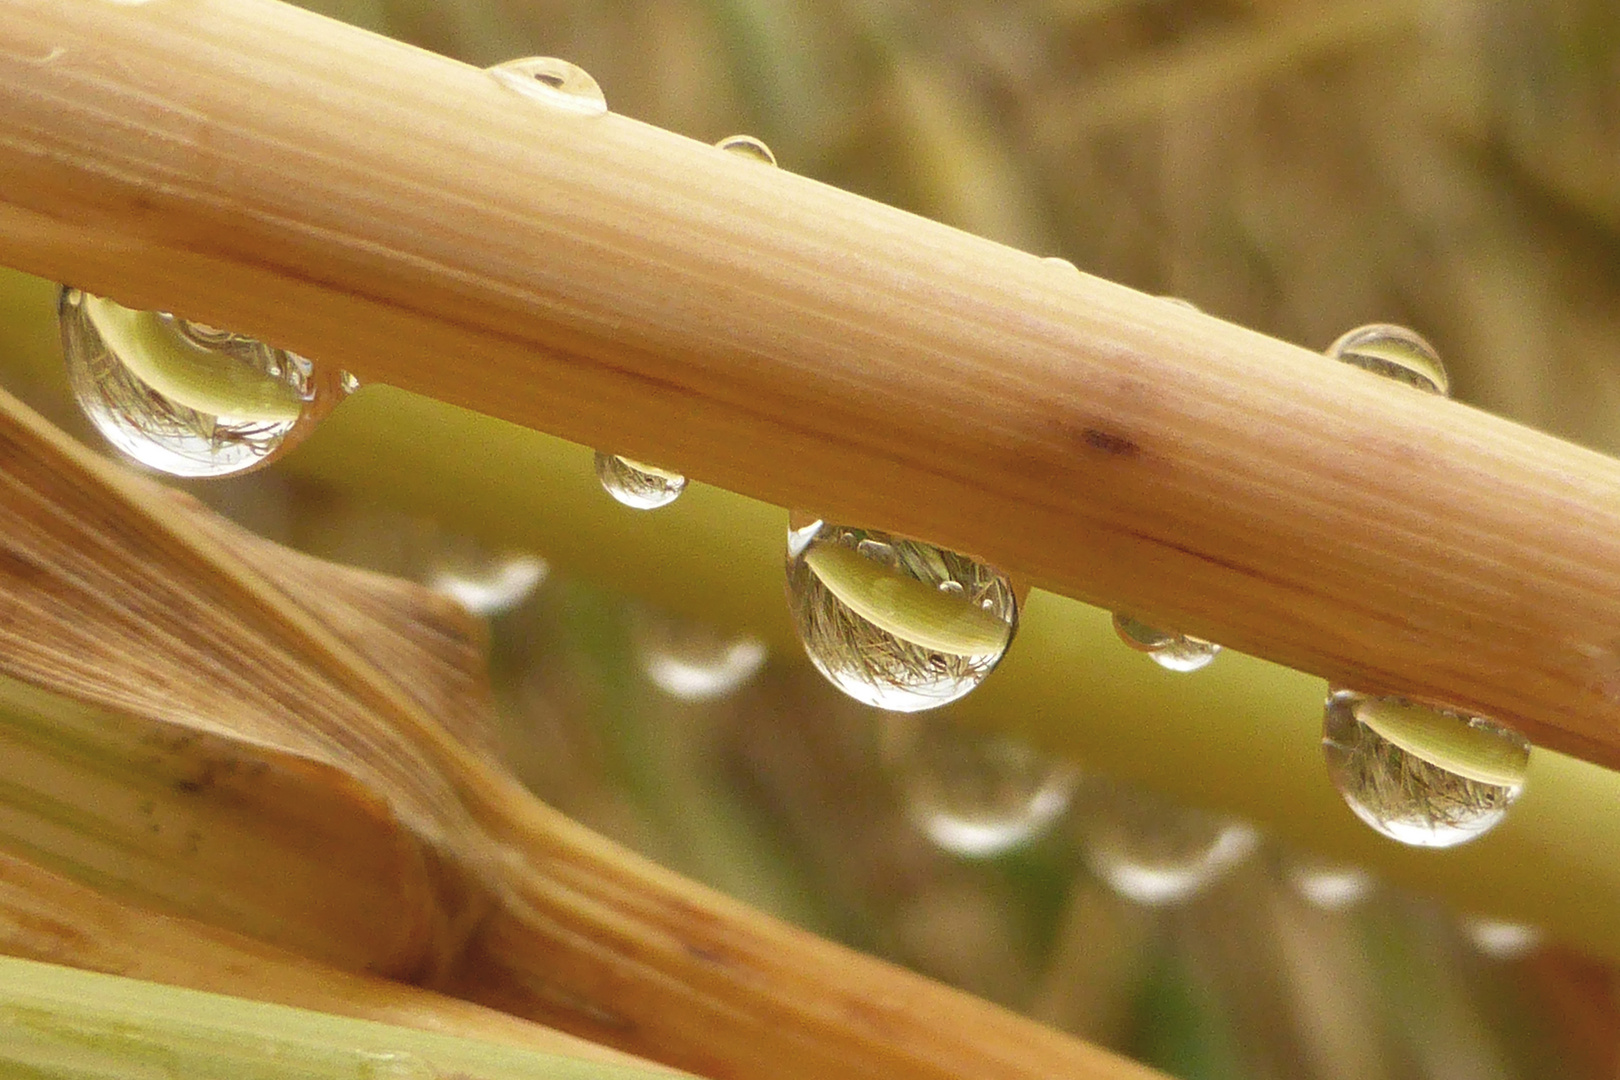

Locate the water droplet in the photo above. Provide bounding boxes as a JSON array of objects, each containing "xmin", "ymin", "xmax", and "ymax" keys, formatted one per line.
[
  {"xmin": 340, "ymin": 371, "xmax": 362, "ymax": 394},
  {"xmin": 487, "ymin": 57, "xmax": 607, "ymax": 116},
  {"xmin": 1080, "ymin": 781, "xmax": 1258, "ymax": 906},
  {"xmin": 1282, "ymin": 853, "xmax": 1375, "ymax": 911},
  {"xmin": 1322, "ymin": 690, "xmax": 1530, "ymax": 848},
  {"xmin": 595, "ymin": 452, "xmax": 687, "ymax": 510},
  {"xmin": 632, "ymin": 607, "xmax": 767, "ymax": 701},
  {"xmin": 358, "ymin": 1052, "xmax": 436, "ymax": 1079},
  {"xmin": 1044, "ymin": 256, "xmax": 1080, "ymax": 272},
  {"xmin": 1326, "ymin": 323, "xmax": 1449, "ymax": 395},
  {"xmin": 878, "ymin": 713, "xmax": 1076, "ymax": 858},
  {"xmin": 1111, "ymin": 612, "xmax": 1220, "ymax": 673},
  {"xmin": 60, "ymin": 288, "xmax": 341, "ymax": 478},
  {"xmin": 427, "ymin": 553, "xmax": 547, "ymax": 616},
  {"xmin": 1462, "ymin": 917, "xmax": 1542, "ymax": 959},
  {"xmin": 715, "ymin": 134, "xmax": 777, "ymax": 166},
  {"xmin": 1159, "ymin": 296, "xmax": 1199, "ymax": 311},
  {"xmin": 786, "ymin": 521, "xmax": 1018, "ymax": 711}
]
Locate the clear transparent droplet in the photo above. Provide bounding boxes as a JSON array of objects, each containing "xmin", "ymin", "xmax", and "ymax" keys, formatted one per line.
[
  {"xmin": 1044, "ymin": 256, "xmax": 1079, "ymax": 272},
  {"xmin": 786, "ymin": 519, "xmax": 1018, "ymax": 712},
  {"xmin": 878, "ymin": 713, "xmax": 1076, "ymax": 858},
  {"xmin": 1462, "ymin": 916, "xmax": 1542, "ymax": 960},
  {"xmin": 1080, "ymin": 781, "xmax": 1258, "ymax": 906},
  {"xmin": 1112, "ymin": 612, "xmax": 1220, "ymax": 673},
  {"xmin": 340, "ymin": 371, "xmax": 362, "ymax": 395},
  {"xmin": 595, "ymin": 452, "xmax": 687, "ymax": 510},
  {"xmin": 487, "ymin": 57, "xmax": 607, "ymax": 116},
  {"xmin": 427, "ymin": 553, "xmax": 548, "ymax": 616},
  {"xmin": 1159, "ymin": 296, "xmax": 1199, "ymax": 311},
  {"xmin": 715, "ymin": 133, "xmax": 777, "ymax": 166},
  {"xmin": 1326, "ymin": 323, "xmax": 1449, "ymax": 396},
  {"xmin": 1282, "ymin": 853, "xmax": 1375, "ymax": 911},
  {"xmin": 1322, "ymin": 689, "xmax": 1530, "ymax": 848},
  {"xmin": 60, "ymin": 287, "xmax": 341, "ymax": 478},
  {"xmin": 632, "ymin": 607, "xmax": 767, "ymax": 701}
]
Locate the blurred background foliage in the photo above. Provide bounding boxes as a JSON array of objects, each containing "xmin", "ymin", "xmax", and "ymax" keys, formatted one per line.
[{"xmin": 3, "ymin": 0, "xmax": 1620, "ymax": 1077}]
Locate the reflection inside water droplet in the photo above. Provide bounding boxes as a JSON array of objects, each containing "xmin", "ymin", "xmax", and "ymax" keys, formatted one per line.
[
  {"xmin": 595, "ymin": 452, "xmax": 687, "ymax": 510},
  {"xmin": 785, "ymin": 519, "xmax": 1018, "ymax": 711},
  {"xmin": 487, "ymin": 57, "xmax": 607, "ymax": 115},
  {"xmin": 1326, "ymin": 323, "xmax": 1449, "ymax": 395},
  {"xmin": 1080, "ymin": 781, "xmax": 1258, "ymax": 906},
  {"xmin": 1322, "ymin": 690, "xmax": 1530, "ymax": 849},
  {"xmin": 427, "ymin": 552, "xmax": 547, "ymax": 616},
  {"xmin": 878, "ymin": 713, "xmax": 1076, "ymax": 858},
  {"xmin": 715, "ymin": 134, "xmax": 777, "ymax": 165},
  {"xmin": 1282, "ymin": 853, "xmax": 1375, "ymax": 911},
  {"xmin": 60, "ymin": 287, "xmax": 341, "ymax": 478},
  {"xmin": 1111, "ymin": 612, "xmax": 1220, "ymax": 673},
  {"xmin": 632, "ymin": 607, "xmax": 767, "ymax": 701},
  {"xmin": 1462, "ymin": 917, "xmax": 1542, "ymax": 959}
]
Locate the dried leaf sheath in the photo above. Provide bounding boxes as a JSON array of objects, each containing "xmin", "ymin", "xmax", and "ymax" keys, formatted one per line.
[{"xmin": 0, "ymin": 384, "xmax": 1163, "ymax": 1080}]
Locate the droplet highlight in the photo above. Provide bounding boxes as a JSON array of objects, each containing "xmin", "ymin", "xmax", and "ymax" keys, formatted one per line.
[
  {"xmin": 487, "ymin": 57, "xmax": 607, "ymax": 116},
  {"xmin": 1462, "ymin": 917, "xmax": 1542, "ymax": 960},
  {"xmin": 1080, "ymin": 781, "xmax": 1258, "ymax": 906},
  {"xmin": 1282, "ymin": 853, "xmax": 1375, "ymax": 911},
  {"xmin": 878, "ymin": 713, "xmax": 1076, "ymax": 858},
  {"xmin": 1326, "ymin": 323, "xmax": 1448, "ymax": 395},
  {"xmin": 595, "ymin": 452, "xmax": 687, "ymax": 510},
  {"xmin": 60, "ymin": 288, "xmax": 341, "ymax": 478},
  {"xmin": 715, "ymin": 134, "xmax": 777, "ymax": 166},
  {"xmin": 1111, "ymin": 612, "xmax": 1220, "ymax": 673},
  {"xmin": 358, "ymin": 1052, "xmax": 437, "ymax": 1080},
  {"xmin": 427, "ymin": 553, "xmax": 548, "ymax": 616},
  {"xmin": 1322, "ymin": 690, "xmax": 1530, "ymax": 848},
  {"xmin": 786, "ymin": 520, "xmax": 1018, "ymax": 712},
  {"xmin": 632, "ymin": 607, "xmax": 768, "ymax": 701}
]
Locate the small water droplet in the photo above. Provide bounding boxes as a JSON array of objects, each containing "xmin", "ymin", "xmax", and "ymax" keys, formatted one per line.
[
  {"xmin": 879, "ymin": 713, "xmax": 1075, "ymax": 858},
  {"xmin": 715, "ymin": 134, "xmax": 777, "ymax": 166},
  {"xmin": 1462, "ymin": 917, "xmax": 1542, "ymax": 959},
  {"xmin": 1044, "ymin": 256, "xmax": 1080, "ymax": 272},
  {"xmin": 358, "ymin": 1052, "xmax": 436, "ymax": 1079},
  {"xmin": 786, "ymin": 523, "xmax": 1018, "ymax": 712},
  {"xmin": 427, "ymin": 552, "xmax": 547, "ymax": 616},
  {"xmin": 1326, "ymin": 323, "xmax": 1449, "ymax": 395},
  {"xmin": 1322, "ymin": 689, "xmax": 1530, "ymax": 848},
  {"xmin": 632, "ymin": 607, "xmax": 767, "ymax": 701},
  {"xmin": 595, "ymin": 452, "xmax": 687, "ymax": 510},
  {"xmin": 1282, "ymin": 853, "xmax": 1375, "ymax": 911},
  {"xmin": 487, "ymin": 57, "xmax": 607, "ymax": 116},
  {"xmin": 340, "ymin": 371, "xmax": 362, "ymax": 394},
  {"xmin": 60, "ymin": 288, "xmax": 341, "ymax": 478},
  {"xmin": 1159, "ymin": 296, "xmax": 1199, "ymax": 311},
  {"xmin": 1111, "ymin": 612, "xmax": 1220, "ymax": 673},
  {"xmin": 1080, "ymin": 781, "xmax": 1258, "ymax": 906}
]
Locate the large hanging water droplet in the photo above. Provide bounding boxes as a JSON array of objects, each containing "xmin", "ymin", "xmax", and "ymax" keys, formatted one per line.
[
  {"xmin": 1079, "ymin": 781, "xmax": 1258, "ymax": 906},
  {"xmin": 60, "ymin": 288, "xmax": 342, "ymax": 478},
  {"xmin": 1282, "ymin": 852, "xmax": 1375, "ymax": 911},
  {"xmin": 786, "ymin": 519, "xmax": 1018, "ymax": 712},
  {"xmin": 632, "ymin": 607, "xmax": 768, "ymax": 701},
  {"xmin": 878, "ymin": 713, "xmax": 1076, "ymax": 858},
  {"xmin": 1322, "ymin": 690, "xmax": 1530, "ymax": 848},
  {"xmin": 487, "ymin": 57, "xmax": 607, "ymax": 116},
  {"xmin": 1111, "ymin": 612, "xmax": 1221, "ymax": 673},
  {"xmin": 1461, "ymin": 916, "xmax": 1542, "ymax": 959},
  {"xmin": 595, "ymin": 452, "xmax": 687, "ymax": 510},
  {"xmin": 427, "ymin": 552, "xmax": 548, "ymax": 616},
  {"xmin": 1326, "ymin": 323, "xmax": 1448, "ymax": 395},
  {"xmin": 715, "ymin": 133, "xmax": 777, "ymax": 165}
]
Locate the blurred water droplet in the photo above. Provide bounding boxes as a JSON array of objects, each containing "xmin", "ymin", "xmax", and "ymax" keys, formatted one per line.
[
  {"xmin": 1111, "ymin": 612, "xmax": 1220, "ymax": 673},
  {"xmin": 340, "ymin": 371, "xmax": 362, "ymax": 394},
  {"xmin": 357, "ymin": 1052, "xmax": 436, "ymax": 1079},
  {"xmin": 879, "ymin": 713, "xmax": 1075, "ymax": 858},
  {"xmin": 632, "ymin": 607, "xmax": 767, "ymax": 701},
  {"xmin": 1462, "ymin": 917, "xmax": 1542, "ymax": 960},
  {"xmin": 1080, "ymin": 782, "xmax": 1258, "ymax": 906},
  {"xmin": 715, "ymin": 133, "xmax": 777, "ymax": 165},
  {"xmin": 487, "ymin": 57, "xmax": 607, "ymax": 116},
  {"xmin": 1326, "ymin": 323, "xmax": 1449, "ymax": 395},
  {"xmin": 786, "ymin": 520, "xmax": 1018, "ymax": 711},
  {"xmin": 595, "ymin": 452, "xmax": 687, "ymax": 510},
  {"xmin": 60, "ymin": 288, "xmax": 341, "ymax": 478},
  {"xmin": 1282, "ymin": 853, "xmax": 1375, "ymax": 911},
  {"xmin": 1322, "ymin": 690, "xmax": 1530, "ymax": 848},
  {"xmin": 427, "ymin": 552, "xmax": 547, "ymax": 616}
]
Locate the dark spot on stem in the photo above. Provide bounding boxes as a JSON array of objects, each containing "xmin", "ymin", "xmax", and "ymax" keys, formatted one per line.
[{"xmin": 1082, "ymin": 428, "xmax": 1139, "ymax": 457}]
